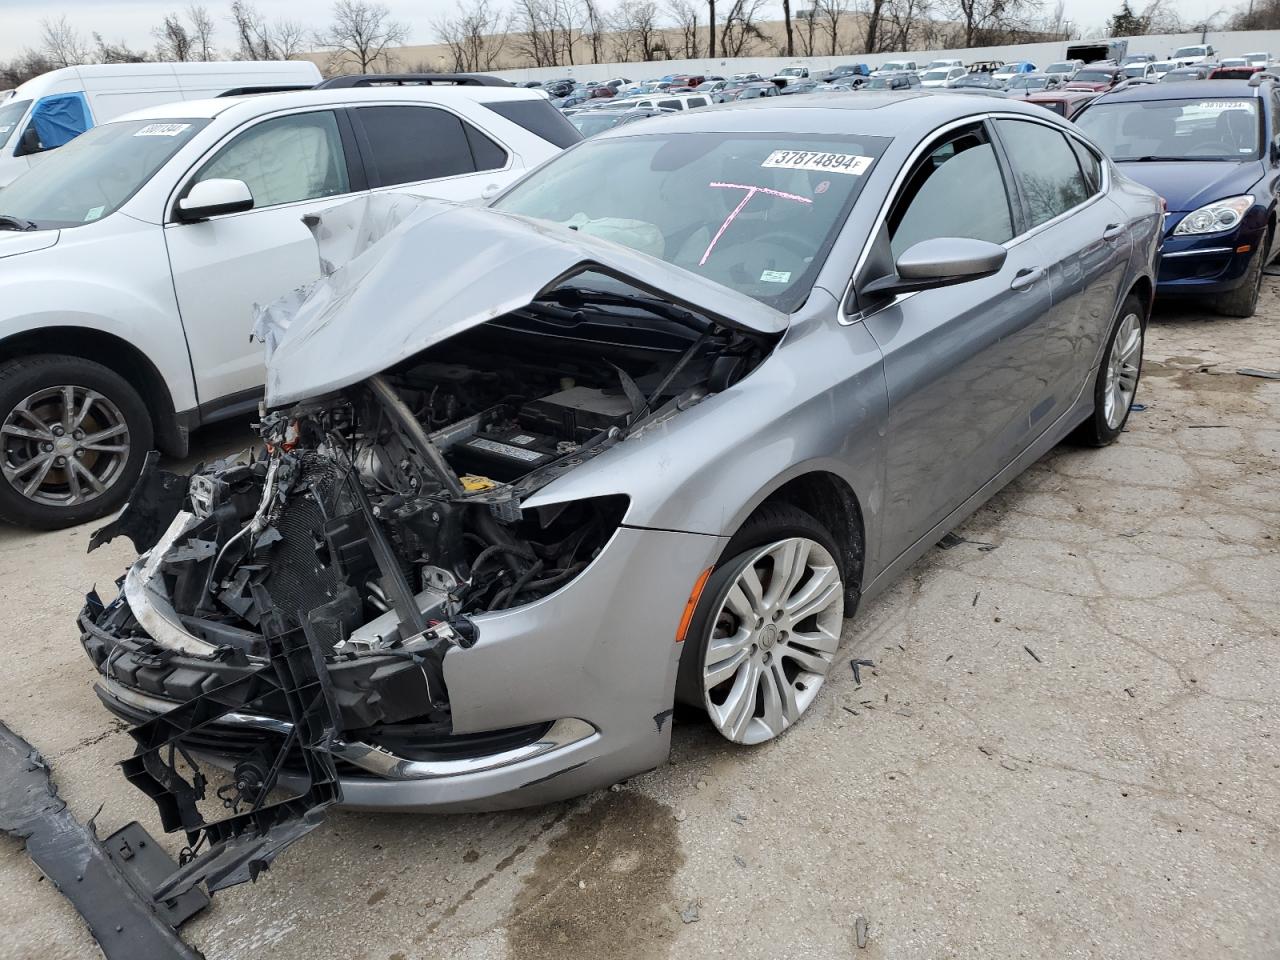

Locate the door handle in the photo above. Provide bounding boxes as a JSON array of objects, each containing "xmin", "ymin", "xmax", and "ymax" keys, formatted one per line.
[
  {"xmin": 1102, "ymin": 223, "xmax": 1126, "ymax": 241},
  {"xmin": 1010, "ymin": 266, "xmax": 1045, "ymax": 290}
]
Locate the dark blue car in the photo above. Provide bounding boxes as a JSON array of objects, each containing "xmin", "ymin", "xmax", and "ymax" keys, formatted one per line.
[{"xmin": 1076, "ymin": 77, "xmax": 1279, "ymax": 316}]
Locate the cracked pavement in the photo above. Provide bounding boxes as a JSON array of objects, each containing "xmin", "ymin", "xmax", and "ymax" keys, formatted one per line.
[{"xmin": 0, "ymin": 290, "xmax": 1277, "ymax": 960}]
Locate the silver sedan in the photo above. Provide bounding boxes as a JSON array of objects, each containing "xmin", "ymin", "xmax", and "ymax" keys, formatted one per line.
[{"xmin": 79, "ymin": 93, "xmax": 1160, "ymax": 873}]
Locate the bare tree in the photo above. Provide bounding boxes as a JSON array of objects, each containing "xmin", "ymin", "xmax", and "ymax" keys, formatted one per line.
[
  {"xmin": 668, "ymin": 0, "xmax": 701, "ymax": 57},
  {"xmin": 315, "ymin": 0, "xmax": 411, "ymax": 73},
  {"xmin": 794, "ymin": 4, "xmax": 819, "ymax": 55},
  {"xmin": 1, "ymin": 51, "xmax": 55, "ymax": 87},
  {"xmin": 944, "ymin": 0, "xmax": 1038, "ymax": 47},
  {"xmin": 814, "ymin": 0, "xmax": 852, "ymax": 54},
  {"xmin": 719, "ymin": 0, "xmax": 770, "ymax": 56},
  {"xmin": 581, "ymin": 0, "xmax": 609, "ymax": 63},
  {"xmin": 271, "ymin": 20, "xmax": 310, "ymax": 58},
  {"xmin": 229, "ymin": 1, "xmax": 273, "ymax": 58},
  {"xmin": 512, "ymin": 0, "xmax": 562, "ymax": 67},
  {"xmin": 708, "ymin": 0, "xmax": 717, "ymax": 57},
  {"xmin": 93, "ymin": 33, "xmax": 150, "ymax": 63},
  {"xmin": 610, "ymin": 0, "xmax": 664, "ymax": 61},
  {"xmin": 782, "ymin": 0, "xmax": 795, "ymax": 56},
  {"xmin": 547, "ymin": 0, "xmax": 584, "ymax": 66},
  {"xmin": 859, "ymin": 0, "xmax": 889, "ymax": 52},
  {"xmin": 40, "ymin": 16, "xmax": 92, "ymax": 67},
  {"xmin": 188, "ymin": 4, "xmax": 217, "ymax": 60},
  {"xmin": 884, "ymin": 0, "xmax": 930, "ymax": 50},
  {"xmin": 433, "ymin": 0, "xmax": 511, "ymax": 71},
  {"xmin": 154, "ymin": 15, "xmax": 195, "ymax": 61}
]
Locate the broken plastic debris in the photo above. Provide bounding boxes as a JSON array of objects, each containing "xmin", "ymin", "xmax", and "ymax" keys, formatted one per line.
[{"xmin": 680, "ymin": 900, "xmax": 702, "ymax": 923}]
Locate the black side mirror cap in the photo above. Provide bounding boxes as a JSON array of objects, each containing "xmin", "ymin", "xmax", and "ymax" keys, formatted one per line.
[{"xmin": 15, "ymin": 127, "xmax": 41, "ymax": 157}]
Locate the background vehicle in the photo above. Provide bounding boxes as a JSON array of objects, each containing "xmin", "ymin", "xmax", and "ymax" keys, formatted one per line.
[
  {"xmin": 694, "ymin": 79, "xmax": 733, "ymax": 94},
  {"xmin": 771, "ymin": 66, "xmax": 810, "ymax": 87},
  {"xmin": 1123, "ymin": 62, "xmax": 1159, "ymax": 80},
  {"xmin": 1068, "ymin": 39, "xmax": 1129, "ymax": 64},
  {"xmin": 0, "ymin": 61, "xmax": 320, "ymax": 187},
  {"xmin": 1023, "ymin": 90, "xmax": 1098, "ymax": 119},
  {"xmin": 715, "ymin": 82, "xmax": 780, "ymax": 102},
  {"xmin": 953, "ymin": 72, "xmax": 1007, "ymax": 90},
  {"xmin": 863, "ymin": 72, "xmax": 922, "ymax": 91},
  {"xmin": 815, "ymin": 64, "xmax": 870, "ymax": 83},
  {"xmin": 924, "ymin": 58, "xmax": 964, "ymax": 70},
  {"xmin": 1122, "ymin": 53, "xmax": 1156, "ymax": 66},
  {"xmin": 921, "ymin": 66, "xmax": 968, "ymax": 88},
  {"xmin": 622, "ymin": 92, "xmax": 710, "ymax": 111},
  {"xmin": 1245, "ymin": 52, "xmax": 1271, "ymax": 66},
  {"xmin": 1150, "ymin": 60, "xmax": 1178, "ymax": 78},
  {"xmin": 80, "ymin": 94, "xmax": 1159, "ymax": 834},
  {"xmin": 873, "ymin": 60, "xmax": 919, "ymax": 76},
  {"xmin": 1172, "ymin": 44, "xmax": 1216, "ymax": 65},
  {"xmin": 1045, "ymin": 60, "xmax": 1084, "ymax": 79},
  {"xmin": 568, "ymin": 106, "xmax": 671, "ymax": 136},
  {"xmin": 1210, "ymin": 63, "xmax": 1265, "ymax": 80},
  {"xmin": 1065, "ymin": 66, "xmax": 1125, "ymax": 91},
  {"xmin": 1005, "ymin": 73, "xmax": 1064, "ymax": 95},
  {"xmin": 1076, "ymin": 77, "xmax": 1279, "ymax": 317},
  {"xmin": 1162, "ymin": 64, "xmax": 1217, "ymax": 82},
  {"xmin": 993, "ymin": 61, "xmax": 1037, "ymax": 81},
  {"xmin": 779, "ymin": 79, "xmax": 821, "ymax": 95},
  {"xmin": 966, "ymin": 60, "xmax": 1005, "ymax": 73},
  {"xmin": 0, "ymin": 81, "xmax": 576, "ymax": 528}
]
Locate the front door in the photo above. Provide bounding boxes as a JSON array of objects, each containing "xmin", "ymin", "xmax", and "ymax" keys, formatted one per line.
[
  {"xmin": 164, "ymin": 109, "xmax": 365, "ymax": 408},
  {"xmin": 858, "ymin": 122, "xmax": 1054, "ymax": 565}
]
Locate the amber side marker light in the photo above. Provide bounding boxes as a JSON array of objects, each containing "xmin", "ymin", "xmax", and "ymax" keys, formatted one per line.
[
  {"xmin": 676, "ymin": 566, "xmax": 715, "ymax": 642},
  {"xmin": 1236, "ymin": 244, "xmax": 1252, "ymax": 253}
]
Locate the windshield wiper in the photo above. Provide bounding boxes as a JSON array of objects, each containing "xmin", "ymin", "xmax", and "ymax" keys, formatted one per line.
[
  {"xmin": 539, "ymin": 286, "xmax": 712, "ymax": 333},
  {"xmin": 0, "ymin": 214, "xmax": 38, "ymax": 231},
  {"xmin": 1117, "ymin": 155, "xmax": 1224, "ymax": 163}
]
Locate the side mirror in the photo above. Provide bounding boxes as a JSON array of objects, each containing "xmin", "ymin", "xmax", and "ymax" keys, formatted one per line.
[
  {"xmin": 862, "ymin": 237, "xmax": 1008, "ymax": 298},
  {"xmin": 176, "ymin": 178, "xmax": 254, "ymax": 222},
  {"xmin": 15, "ymin": 127, "xmax": 41, "ymax": 157}
]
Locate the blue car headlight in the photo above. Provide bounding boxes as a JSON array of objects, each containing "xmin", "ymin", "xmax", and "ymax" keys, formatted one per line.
[{"xmin": 1172, "ymin": 195, "xmax": 1254, "ymax": 236}]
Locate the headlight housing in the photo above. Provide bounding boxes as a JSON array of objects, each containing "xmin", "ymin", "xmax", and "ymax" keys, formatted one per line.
[{"xmin": 1172, "ymin": 195, "xmax": 1254, "ymax": 236}]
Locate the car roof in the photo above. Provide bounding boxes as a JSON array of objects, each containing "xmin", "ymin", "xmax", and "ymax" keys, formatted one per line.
[
  {"xmin": 1095, "ymin": 78, "xmax": 1263, "ymax": 102},
  {"xmin": 111, "ymin": 84, "xmax": 549, "ymax": 123},
  {"xmin": 598, "ymin": 91, "xmax": 1065, "ymax": 140}
]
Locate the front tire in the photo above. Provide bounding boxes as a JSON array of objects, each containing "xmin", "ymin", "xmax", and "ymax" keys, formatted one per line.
[
  {"xmin": 1217, "ymin": 240, "xmax": 1267, "ymax": 318},
  {"xmin": 1073, "ymin": 294, "xmax": 1145, "ymax": 447},
  {"xmin": 676, "ymin": 504, "xmax": 845, "ymax": 745},
  {"xmin": 0, "ymin": 354, "xmax": 153, "ymax": 529}
]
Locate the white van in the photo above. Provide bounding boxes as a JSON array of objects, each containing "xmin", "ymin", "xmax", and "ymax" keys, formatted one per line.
[
  {"xmin": 626, "ymin": 93, "xmax": 711, "ymax": 111},
  {"xmin": 0, "ymin": 61, "xmax": 320, "ymax": 187}
]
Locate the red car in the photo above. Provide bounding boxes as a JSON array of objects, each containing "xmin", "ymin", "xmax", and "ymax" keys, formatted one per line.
[
  {"xmin": 1023, "ymin": 90, "xmax": 1099, "ymax": 120},
  {"xmin": 1063, "ymin": 66, "xmax": 1124, "ymax": 91},
  {"xmin": 1209, "ymin": 65, "xmax": 1265, "ymax": 80}
]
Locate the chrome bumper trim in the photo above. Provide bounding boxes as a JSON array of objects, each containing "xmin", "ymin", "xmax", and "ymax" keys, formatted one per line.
[
  {"xmin": 1161, "ymin": 246, "xmax": 1235, "ymax": 259},
  {"xmin": 98, "ymin": 679, "xmax": 596, "ymax": 782}
]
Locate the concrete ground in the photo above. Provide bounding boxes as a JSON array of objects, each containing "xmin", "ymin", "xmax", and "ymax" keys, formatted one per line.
[{"xmin": 0, "ymin": 290, "xmax": 1277, "ymax": 960}]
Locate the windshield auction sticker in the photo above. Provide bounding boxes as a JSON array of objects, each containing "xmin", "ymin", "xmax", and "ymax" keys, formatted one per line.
[
  {"xmin": 134, "ymin": 122, "xmax": 192, "ymax": 137},
  {"xmin": 1195, "ymin": 101, "xmax": 1252, "ymax": 110},
  {"xmin": 762, "ymin": 150, "xmax": 873, "ymax": 175}
]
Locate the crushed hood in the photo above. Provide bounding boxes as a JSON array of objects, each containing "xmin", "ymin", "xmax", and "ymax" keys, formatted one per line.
[{"xmin": 261, "ymin": 194, "xmax": 788, "ymax": 407}]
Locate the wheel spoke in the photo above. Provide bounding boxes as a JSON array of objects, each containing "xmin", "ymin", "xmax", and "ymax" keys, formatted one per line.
[
  {"xmin": 787, "ymin": 564, "xmax": 841, "ymax": 624},
  {"xmin": 59, "ymin": 386, "xmax": 76, "ymax": 431},
  {"xmin": 71, "ymin": 390, "xmax": 102, "ymax": 430},
  {"xmin": 765, "ymin": 539, "xmax": 808, "ymax": 608},
  {"xmin": 781, "ymin": 640, "xmax": 834, "ymax": 674},
  {"xmin": 20, "ymin": 457, "xmax": 55, "ymax": 496},
  {"xmin": 82, "ymin": 423, "xmax": 127, "ymax": 446},
  {"xmin": 0, "ymin": 423, "xmax": 50, "ymax": 441},
  {"xmin": 705, "ymin": 641, "xmax": 751, "ymax": 690},
  {"xmin": 81, "ymin": 442, "xmax": 128, "ymax": 454},
  {"xmin": 70, "ymin": 458, "xmax": 105, "ymax": 494},
  {"xmin": 714, "ymin": 658, "xmax": 760, "ymax": 741}
]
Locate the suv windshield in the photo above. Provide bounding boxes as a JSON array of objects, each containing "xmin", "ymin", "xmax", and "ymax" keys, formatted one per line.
[
  {"xmin": 1174, "ymin": 46, "xmax": 1207, "ymax": 57},
  {"xmin": 0, "ymin": 118, "xmax": 208, "ymax": 228},
  {"xmin": 1074, "ymin": 70, "xmax": 1114, "ymax": 82},
  {"xmin": 0, "ymin": 98, "xmax": 31, "ymax": 149},
  {"xmin": 492, "ymin": 132, "xmax": 890, "ymax": 311},
  {"xmin": 1076, "ymin": 98, "xmax": 1260, "ymax": 161},
  {"xmin": 1046, "ymin": 63, "xmax": 1075, "ymax": 73}
]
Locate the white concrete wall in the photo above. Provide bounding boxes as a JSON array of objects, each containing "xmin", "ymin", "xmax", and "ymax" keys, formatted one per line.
[{"xmin": 491, "ymin": 29, "xmax": 1280, "ymax": 83}]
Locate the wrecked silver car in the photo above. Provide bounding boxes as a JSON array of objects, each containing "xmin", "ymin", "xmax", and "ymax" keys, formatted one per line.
[{"xmin": 79, "ymin": 97, "xmax": 1159, "ymax": 883}]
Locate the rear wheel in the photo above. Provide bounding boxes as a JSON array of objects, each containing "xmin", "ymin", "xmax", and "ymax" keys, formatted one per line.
[
  {"xmin": 0, "ymin": 355, "xmax": 153, "ymax": 529},
  {"xmin": 676, "ymin": 505, "xmax": 845, "ymax": 745}
]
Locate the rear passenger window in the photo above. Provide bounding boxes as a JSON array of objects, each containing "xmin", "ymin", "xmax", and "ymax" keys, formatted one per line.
[
  {"xmin": 1068, "ymin": 137, "xmax": 1102, "ymax": 194},
  {"xmin": 659, "ymin": 99, "xmax": 681, "ymax": 110},
  {"xmin": 995, "ymin": 119, "xmax": 1090, "ymax": 227},
  {"xmin": 888, "ymin": 125, "xmax": 1015, "ymax": 257},
  {"xmin": 356, "ymin": 106, "xmax": 474, "ymax": 186},
  {"xmin": 481, "ymin": 98, "xmax": 582, "ymax": 148},
  {"xmin": 464, "ymin": 124, "xmax": 508, "ymax": 172}
]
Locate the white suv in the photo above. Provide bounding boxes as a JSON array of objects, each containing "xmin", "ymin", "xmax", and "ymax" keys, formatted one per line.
[{"xmin": 0, "ymin": 83, "xmax": 578, "ymax": 527}]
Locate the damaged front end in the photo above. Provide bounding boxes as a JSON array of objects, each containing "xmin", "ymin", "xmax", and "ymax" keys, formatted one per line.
[{"xmin": 79, "ymin": 196, "xmax": 780, "ymax": 891}]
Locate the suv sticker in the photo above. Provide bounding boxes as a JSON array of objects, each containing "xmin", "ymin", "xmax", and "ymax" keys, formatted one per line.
[
  {"xmin": 134, "ymin": 122, "xmax": 192, "ymax": 137},
  {"xmin": 1196, "ymin": 101, "xmax": 1252, "ymax": 110},
  {"xmin": 762, "ymin": 150, "xmax": 873, "ymax": 175}
]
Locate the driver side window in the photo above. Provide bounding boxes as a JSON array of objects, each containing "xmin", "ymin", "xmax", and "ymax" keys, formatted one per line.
[
  {"xmin": 193, "ymin": 111, "xmax": 350, "ymax": 209},
  {"xmin": 888, "ymin": 125, "xmax": 1015, "ymax": 258}
]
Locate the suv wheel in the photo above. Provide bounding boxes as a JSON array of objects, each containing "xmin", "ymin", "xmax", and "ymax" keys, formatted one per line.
[{"xmin": 0, "ymin": 355, "xmax": 153, "ymax": 529}]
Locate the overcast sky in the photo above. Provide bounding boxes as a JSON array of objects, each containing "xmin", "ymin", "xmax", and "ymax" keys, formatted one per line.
[{"xmin": 0, "ymin": 0, "xmax": 1214, "ymax": 60}]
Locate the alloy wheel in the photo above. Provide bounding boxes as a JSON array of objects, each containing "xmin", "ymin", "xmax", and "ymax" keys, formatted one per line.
[
  {"xmin": 1, "ymin": 385, "xmax": 131, "ymax": 507},
  {"xmin": 702, "ymin": 537, "xmax": 844, "ymax": 744},
  {"xmin": 1103, "ymin": 312, "xmax": 1143, "ymax": 430}
]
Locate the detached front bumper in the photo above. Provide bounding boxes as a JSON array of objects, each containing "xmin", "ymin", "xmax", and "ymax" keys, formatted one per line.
[
  {"xmin": 81, "ymin": 525, "xmax": 724, "ymax": 812},
  {"xmin": 1157, "ymin": 217, "xmax": 1267, "ymax": 296}
]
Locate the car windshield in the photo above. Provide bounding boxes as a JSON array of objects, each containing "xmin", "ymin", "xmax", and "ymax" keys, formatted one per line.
[
  {"xmin": 865, "ymin": 76, "xmax": 904, "ymax": 88},
  {"xmin": 1076, "ymin": 98, "xmax": 1260, "ymax": 161},
  {"xmin": 1046, "ymin": 63, "xmax": 1074, "ymax": 72},
  {"xmin": 923, "ymin": 70, "xmax": 951, "ymax": 80},
  {"xmin": 881, "ymin": 62, "xmax": 907, "ymax": 71},
  {"xmin": 780, "ymin": 68, "xmax": 804, "ymax": 76},
  {"xmin": 1163, "ymin": 69, "xmax": 1201, "ymax": 81},
  {"xmin": 0, "ymin": 118, "xmax": 208, "ymax": 229},
  {"xmin": 0, "ymin": 98, "xmax": 31, "ymax": 149},
  {"xmin": 1008, "ymin": 76, "xmax": 1047, "ymax": 89},
  {"xmin": 570, "ymin": 112, "xmax": 628, "ymax": 136},
  {"xmin": 1075, "ymin": 70, "xmax": 1113, "ymax": 82},
  {"xmin": 1123, "ymin": 65, "xmax": 1150, "ymax": 77},
  {"xmin": 492, "ymin": 132, "xmax": 890, "ymax": 311},
  {"xmin": 1174, "ymin": 46, "xmax": 1207, "ymax": 57}
]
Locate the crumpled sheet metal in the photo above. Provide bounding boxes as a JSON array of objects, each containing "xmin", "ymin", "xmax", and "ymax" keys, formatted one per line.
[{"xmin": 255, "ymin": 194, "xmax": 788, "ymax": 408}]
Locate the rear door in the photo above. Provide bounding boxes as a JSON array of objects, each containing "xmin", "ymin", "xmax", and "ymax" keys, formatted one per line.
[
  {"xmin": 164, "ymin": 108, "xmax": 367, "ymax": 409},
  {"xmin": 350, "ymin": 103, "xmax": 518, "ymax": 202},
  {"xmin": 857, "ymin": 121, "xmax": 1055, "ymax": 562},
  {"xmin": 992, "ymin": 117, "xmax": 1129, "ymax": 428}
]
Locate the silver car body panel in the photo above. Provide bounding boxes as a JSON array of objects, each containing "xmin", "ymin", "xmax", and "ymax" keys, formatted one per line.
[{"xmin": 263, "ymin": 196, "xmax": 788, "ymax": 407}]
